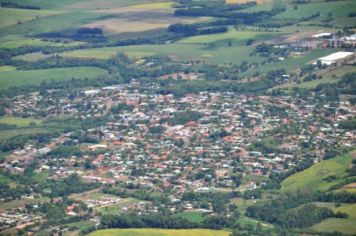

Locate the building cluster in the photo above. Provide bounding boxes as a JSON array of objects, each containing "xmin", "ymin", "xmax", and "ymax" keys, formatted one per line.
[{"xmin": 4, "ymin": 81, "xmax": 355, "ymax": 202}]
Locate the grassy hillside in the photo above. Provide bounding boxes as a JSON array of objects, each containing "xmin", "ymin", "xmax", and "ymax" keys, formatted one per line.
[
  {"xmin": 0, "ymin": 66, "xmax": 108, "ymax": 89},
  {"xmin": 62, "ymin": 43, "xmax": 262, "ymax": 65},
  {"xmin": 281, "ymin": 154, "xmax": 353, "ymax": 192},
  {"xmin": 312, "ymin": 203, "xmax": 356, "ymax": 235},
  {"xmin": 281, "ymin": 65, "xmax": 356, "ymax": 89},
  {"xmin": 0, "ymin": 116, "xmax": 42, "ymax": 127},
  {"xmin": 88, "ymin": 228, "xmax": 230, "ymax": 236}
]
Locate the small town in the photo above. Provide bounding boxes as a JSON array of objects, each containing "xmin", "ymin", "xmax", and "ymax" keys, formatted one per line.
[{"xmin": 1, "ymin": 67, "xmax": 355, "ymax": 234}]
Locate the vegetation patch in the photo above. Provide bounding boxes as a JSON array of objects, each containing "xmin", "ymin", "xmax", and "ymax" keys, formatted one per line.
[
  {"xmin": 0, "ymin": 66, "xmax": 108, "ymax": 90},
  {"xmin": 281, "ymin": 154, "xmax": 353, "ymax": 192}
]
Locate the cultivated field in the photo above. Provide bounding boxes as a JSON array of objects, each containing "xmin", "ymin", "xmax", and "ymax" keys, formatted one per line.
[
  {"xmin": 0, "ymin": 66, "xmax": 108, "ymax": 90},
  {"xmin": 0, "ymin": 116, "xmax": 42, "ymax": 127}
]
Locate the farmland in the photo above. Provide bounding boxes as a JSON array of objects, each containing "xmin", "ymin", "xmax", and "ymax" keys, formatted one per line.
[
  {"xmin": 0, "ymin": 66, "xmax": 108, "ymax": 90},
  {"xmin": 0, "ymin": 116, "xmax": 42, "ymax": 127},
  {"xmin": 88, "ymin": 228, "xmax": 231, "ymax": 236},
  {"xmin": 62, "ymin": 43, "xmax": 262, "ymax": 65}
]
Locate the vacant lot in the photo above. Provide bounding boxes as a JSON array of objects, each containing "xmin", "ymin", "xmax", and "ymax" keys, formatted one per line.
[
  {"xmin": 88, "ymin": 228, "xmax": 230, "ymax": 236},
  {"xmin": 0, "ymin": 66, "xmax": 107, "ymax": 89}
]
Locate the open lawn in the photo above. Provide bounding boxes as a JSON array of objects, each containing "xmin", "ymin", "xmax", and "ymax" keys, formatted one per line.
[
  {"xmin": 281, "ymin": 153, "xmax": 354, "ymax": 192},
  {"xmin": 0, "ymin": 116, "xmax": 42, "ymax": 127},
  {"xmin": 0, "ymin": 66, "xmax": 108, "ymax": 90},
  {"xmin": 88, "ymin": 228, "xmax": 231, "ymax": 236},
  {"xmin": 174, "ymin": 211, "xmax": 205, "ymax": 223}
]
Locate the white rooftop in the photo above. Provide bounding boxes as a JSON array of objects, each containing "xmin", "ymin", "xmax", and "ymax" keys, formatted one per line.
[
  {"xmin": 318, "ymin": 51, "xmax": 354, "ymax": 62},
  {"xmin": 312, "ymin": 32, "xmax": 333, "ymax": 38}
]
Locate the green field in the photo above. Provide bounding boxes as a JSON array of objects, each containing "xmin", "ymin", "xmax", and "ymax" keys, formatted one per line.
[
  {"xmin": 0, "ymin": 127, "xmax": 47, "ymax": 141},
  {"xmin": 13, "ymin": 52, "xmax": 54, "ymax": 61},
  {"xmin": 175, "ymin": 211, "xmax": 205, "ymax": 223},
  {"xmin": 88, "ymin": 228, "xmax": 230, "ymax": 236},
  {"xmin": 0, "ymin": 66, "xmax": 108, "ymax": 89},
  {"xmin": 0, "ymin": 174, "xmax": 11, "ymax": 185},
  {"xmin": 281, "ymin": 154, "xmax": 353, "ymax": 192},
  {"xmin": 274, "ymin": 0, "xmax": 356, "ymax": 27},
  {"xmin": 0, "ymin": 8, "xmax": 60, "ymax": 28},
  {"xmin": 282, "ymin": 65, "xmax": 356, "ymax": 89},
  {"xmin": 244, "ymin": 48, "xmax": 337, "ymax": 77},
  {"xmin": 0, "ymin": 116, "xmax": 42, "ymax": 127},
  {"xmin": 0, "ymin": 66, "xmax": 16, "ymax": 72},
  {"xmin": 312, "ymin": 203, "xmax": 356, "ymax": 235},
  {"xmin": 0, "ymin": 197, "xmax": 49, "ymax": 212},
  {"xmin": 180, "ymin": 27, "xmax": 279, "ymax": 45},
  {"xmin": 98, "ymin": 198, "xmax": 139, "ymax": 215},
  {"xmin": 62, "ymin": 42, "xmax": 262, "ymax": 65}
]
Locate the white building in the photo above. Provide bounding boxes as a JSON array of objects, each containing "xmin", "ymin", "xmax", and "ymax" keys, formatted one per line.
[
  {"xmin": 312, "ymin": 32, "xmax": 333, "ymax": 38},
  {"xmin": 314, "ymin": 51, "xmax": 354, "ymax": 65}
]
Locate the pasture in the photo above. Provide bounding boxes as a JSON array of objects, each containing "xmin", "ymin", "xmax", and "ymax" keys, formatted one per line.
[
  {"xmin": 0, "ymin": 127, "xmax": 47, "ymax": 141},
  {"xmin": 88, "ymin": 228, "xmax": 231, "ymax": 236},
  {"xmin": 0, "ymin": 35, "xmax": 79, "ymax": 49},
  {"xmin": 0, "ymin": 66, "xmax": 108, "ymax": 90},
  {"xmin": 282, "ymin": 65, "xmax": 356, "ymax": 89},
  {"xmin": 174, "ymin": 212, "xmax": 205, "ymax": 223},
  {"xmin": 61, "ymin": 42, "xmax": 262, "ymax": 65},
  {"xmin": 0, "ymin": 66, "xmax": 16, "ymax": 72},
  {"xmin": 281, "ymin": 153, "xmax": 353, "ymax": 192},
  {"xmin": 0, "ymin": 8, "xmax": 59, "ymax": 28},
  {"xmin": 13, "ymin": 52, "xmax": 52, "ymax": 61},
  {"xmin": 180, "ymin": 27, "xmax": 279, "ymax": 45},
  {"xmin": 274, "ymin": 0, "xmax": 356, "ymax": 27},
  {"xmin": 243, "ymin": 48, "xmax": 336, "ymax": 77},
  {"xmin": 311, "ymin": 203, "xmax": 356, "ymax": 235}
]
